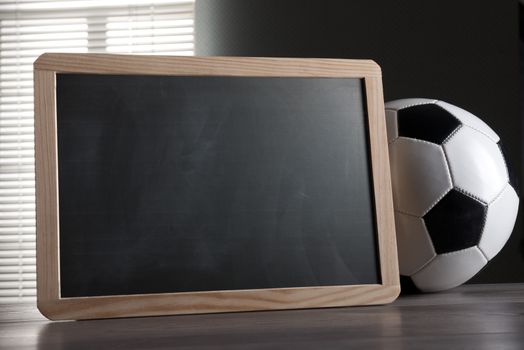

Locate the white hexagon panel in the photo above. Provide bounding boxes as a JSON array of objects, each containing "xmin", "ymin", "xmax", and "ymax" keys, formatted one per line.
[
  {"xmin": 444, "ymin": 126, "xmax": 508, "ymax": 203},
  {"xmin": 478, "ymin": 184, "xmax": 519, "ymax": 260},
  {"xmin": 411, "ymin": 246, "xmax": 488, "ymax": 292},
  {"xmin": 389, "ymin": 137, "xmax": 453, "ymax": 216},
  {"xmin": 395, "ymin": 212, "xmax": 436, "ymax": 276}
]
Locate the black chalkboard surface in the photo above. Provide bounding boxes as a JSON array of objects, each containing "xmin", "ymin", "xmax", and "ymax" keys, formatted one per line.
[
  {"xmin": 56, "ymin": 74, "xmax": 379, "ymax": 297},
  {"xmin": 34, "ymin": 54, "xmax": 398, "ymax": 320}
]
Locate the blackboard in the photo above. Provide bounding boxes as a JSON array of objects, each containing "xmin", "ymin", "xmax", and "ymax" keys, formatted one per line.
[{"xmin": 34, "ymin": 54, "xmax": 399, "ymax": 320}]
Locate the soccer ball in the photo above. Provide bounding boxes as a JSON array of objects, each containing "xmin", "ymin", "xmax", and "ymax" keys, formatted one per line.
[{"xmin": 385, "ymin": 98, "xmax": 519, "ymax": 292}]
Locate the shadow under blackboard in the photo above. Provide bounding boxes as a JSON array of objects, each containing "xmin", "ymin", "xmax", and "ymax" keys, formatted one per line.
[{"xmin": 37, "ymin": 306, "xmax": 403, "ymax": 350}]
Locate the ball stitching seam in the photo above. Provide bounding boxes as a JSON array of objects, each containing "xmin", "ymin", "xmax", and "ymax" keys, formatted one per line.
[
  {"xmin": 453, "ymin": 186, "xmax": 488, "ymax": 205},
  {"xmin": 435, "ymin": 101, "xmax": 499, "ymax": 142},
  {"xmin": 420, "ymin": 147, "xmax": 454, "ymax": 217},
  {"xmin": 442, "ymin": 124, "xmax": 463, "ymax": 145}
]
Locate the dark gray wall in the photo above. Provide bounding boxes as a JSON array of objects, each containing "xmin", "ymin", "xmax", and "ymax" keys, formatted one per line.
[{"xmin": 194, "ymin": 0, "xmax": 522, "ymax": 283}]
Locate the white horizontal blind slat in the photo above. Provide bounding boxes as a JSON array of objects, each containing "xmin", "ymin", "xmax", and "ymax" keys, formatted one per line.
[{"xmin": 0, "ymin": 0, "xmax": 195, "ymax": 303}]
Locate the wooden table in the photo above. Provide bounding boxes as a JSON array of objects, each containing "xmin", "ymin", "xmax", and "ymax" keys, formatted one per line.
[{"xmin": 1, "ymin": 284, "xmax": 523, "ymax": 349}]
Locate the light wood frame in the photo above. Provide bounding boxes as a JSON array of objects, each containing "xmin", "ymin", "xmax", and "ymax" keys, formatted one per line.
[{"xmin": 34, "ymin": 53, "xmax": 399, "ymax": 320}]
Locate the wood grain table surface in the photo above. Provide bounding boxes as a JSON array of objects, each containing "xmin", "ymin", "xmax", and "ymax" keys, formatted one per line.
[{"xmin": 1, "ymin": 283, "xmax": 523, "ymax": 349}]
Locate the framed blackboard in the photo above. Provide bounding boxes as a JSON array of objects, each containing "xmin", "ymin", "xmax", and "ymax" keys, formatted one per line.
[{"xmin": 34, "ymin": 54, "xmax": 399, "ymax": 320}]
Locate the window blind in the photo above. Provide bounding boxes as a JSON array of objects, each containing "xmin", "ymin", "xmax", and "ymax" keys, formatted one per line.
[{"xmin": 0, "ymin": 0, "xmax": 195, "ymax": 303}]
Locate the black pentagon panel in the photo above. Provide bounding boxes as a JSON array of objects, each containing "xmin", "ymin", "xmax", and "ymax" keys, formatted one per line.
[
  {"xmin": 423, "ymin": 189, "xmax": 486, "ymax": 254},
  {"xmin": 397, "ymin": 103, "xmax": 461, "ymax": 144}
]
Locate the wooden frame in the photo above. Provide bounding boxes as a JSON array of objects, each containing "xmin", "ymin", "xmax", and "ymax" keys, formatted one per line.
[{"xmin": 34, "ymin": 53, "xmax": 399, "ymax": 320}]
